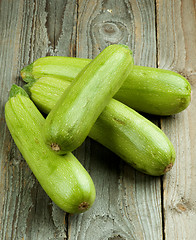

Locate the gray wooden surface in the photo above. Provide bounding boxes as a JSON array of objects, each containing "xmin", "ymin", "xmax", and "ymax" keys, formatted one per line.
[{"xmin": 0, "ymin": 0, "xmax": 195, "ymax": 239}]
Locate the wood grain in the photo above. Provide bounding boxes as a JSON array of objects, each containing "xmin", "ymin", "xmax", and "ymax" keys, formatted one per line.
[
  {"xmin": 1, "ymin": 0, "xmax": 195, "ymax": 239},
  {"xmin": 67, "ymin": 0, "xmax": 163, "ymax": 239},
  {"xmin": 157, "ymin": 0, "xmax": 196, "ymax": 239},
  {"xmin": 0, "ymin": 0, "xmax": 77, "ymax": 239}
]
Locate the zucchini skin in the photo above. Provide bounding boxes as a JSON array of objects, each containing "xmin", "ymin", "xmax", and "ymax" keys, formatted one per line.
[
  {"xmin": 21, "ymin": 56, "xmax": 191, "ymax": 116},
  {"xmin": 89, "ymin": 99, "xmax": 175, "ymax": 176},
  {"xmin": 5, "ymin": 85, "xmax": 96, "ymax": 213},
  {"xmin": 43, "ymin": 44, "xmax": 134, "ymax": 154},
  {"xmin": 26, "ymin": 77, "xmax": 175, "ymax": 176},
  {"xmin": 114, "ymin": 66, "xmax": 191, "ymax": 116}
]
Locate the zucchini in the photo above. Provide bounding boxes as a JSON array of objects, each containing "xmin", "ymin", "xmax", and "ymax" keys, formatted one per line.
[
  {"xmin": 24, "ymin": 77, "xmax": 175, "ymax": 176},
  {"xmin": 42, "ymin": 44, "xmax": 134, "ymax": 154},
  {"xmin": 21, "ymin": 56, "xmax": 191, "ymax": 116},
  {"xmin": 5, "ymin": 85, "xmax": 96, "ymax": 213}
]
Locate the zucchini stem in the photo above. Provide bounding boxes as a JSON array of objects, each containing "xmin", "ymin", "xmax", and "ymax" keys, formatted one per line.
[
  {"xmin": 78, "ymin": 202, "xmax": 90, "ymax": 211},
  {"xmin": 164, "ymin": 163, "xmax": 173, "ymax": 173},
  {"xmin": 51, "ymin": 143, "xmax": 61, "ymax": 152}
]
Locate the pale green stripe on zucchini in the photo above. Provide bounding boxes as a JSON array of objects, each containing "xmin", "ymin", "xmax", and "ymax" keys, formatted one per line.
[
  {"xmin": 21, "ymin": 56, "xmax": 191, "ymax": 116},
  {"xmin": 25, "ymin": 77, "xmax": 175, "ymax": 176},
  {"xmin": 5, "ymin": 85, "xmax": 96, "ymax": 213}
]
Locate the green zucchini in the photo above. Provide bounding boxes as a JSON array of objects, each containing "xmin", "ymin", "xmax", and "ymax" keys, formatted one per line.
[
  {"xmin": 5, "ymin": 85, "xmax": 96, "ymax": 213},
  {"xmin": 42, "ymin": 44, "xmax": 134, "ymax": 154},
  {"xmin": 21, "ymin": 56, "xmax": 191, "ymax": 116},
  {"xmin": 24, "ymin": 77, "xmax": 175, "ymax": 176}
]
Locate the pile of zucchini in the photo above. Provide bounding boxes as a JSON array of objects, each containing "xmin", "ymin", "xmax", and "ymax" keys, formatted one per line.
[{"xmin": 5, "ymin": 44, "xmax": 191, "ymax": 213}]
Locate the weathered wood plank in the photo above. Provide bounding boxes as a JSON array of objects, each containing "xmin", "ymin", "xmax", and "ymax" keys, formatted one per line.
[
  {"xmin": 157, "ymin": 0, "xmax": 196, "ymax": 239},
  {"xmin": 68, "ymin": 1, "xmax": 162, "ymax": 239},
  {"xmin": 0, "ymin": 0, "xmax": 77, "ymax": 239},
  {"xmin": 3, "ymin": 0, "xmax": 195, "ymax": 239}
]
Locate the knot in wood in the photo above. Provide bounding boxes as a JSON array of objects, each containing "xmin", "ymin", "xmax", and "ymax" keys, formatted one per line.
[
  {"xmin": 98, "ymin": 22, "xmax": 126, "ymax": 43},
  {"xmin": 103, "ymin": 23, "xmax": 116, "ymax": 34},
  {"xmin": 176, "ymin": 203, "xmax": 187, "ymax": 212},
  {"xmin": 108, "ymin": 235, "xmax": 126, "ymax": 240}
]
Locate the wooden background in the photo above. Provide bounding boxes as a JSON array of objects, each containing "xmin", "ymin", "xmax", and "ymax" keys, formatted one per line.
[{"xmin": 0, "ymin": 0, "xmax": 196, "ymax": 239}]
